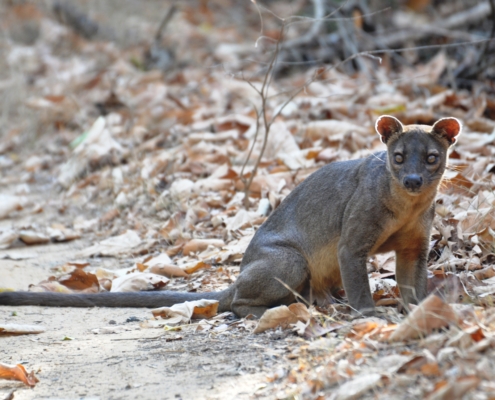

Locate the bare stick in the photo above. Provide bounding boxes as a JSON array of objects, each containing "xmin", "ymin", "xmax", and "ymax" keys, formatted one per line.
[
  {"xmin": 275, "ymin": 277, "xmax": 311, "ymax": 307},
  {"xmin": 155, "ymin": 3, "xmax": 177, "ymax": 42},
  {"xmin": 239, "ymin": 105, "xmax": 261, "ymax": 187}
]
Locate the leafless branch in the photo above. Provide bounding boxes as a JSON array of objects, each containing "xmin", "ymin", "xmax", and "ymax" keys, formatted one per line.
[
  {"xmin": 155, "ymin": 3, "xmax": 177, "ymax": 42},
  {"xmin": 240, "ymin": 24, "xmax": 286, "ymax": 208},
  {"xmin": 369, "ymin": 2, "xmax": 491, "ymax": 48}
]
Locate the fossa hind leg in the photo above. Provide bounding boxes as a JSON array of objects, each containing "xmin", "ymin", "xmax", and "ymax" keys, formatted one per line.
[{"xmin": 231, "ymin": 248, "xmax": 310, "ymax": 318}]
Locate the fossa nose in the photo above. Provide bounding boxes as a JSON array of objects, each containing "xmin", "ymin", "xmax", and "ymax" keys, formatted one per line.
[{"xmin": 403, "ymin": 174, "xmax": 423, "ymax": 191}]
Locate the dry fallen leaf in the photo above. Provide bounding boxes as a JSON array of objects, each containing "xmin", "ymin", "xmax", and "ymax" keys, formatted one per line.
[
  {"xmin": 0, "ymin": 229, "xmax": 19, "ymax": 249},
  {"xmin": 58, "ymin": 116, "xmax": 127, "ymax": 188},
  {"xmin": 335, "ymin": 373, "xmax": 382, "ymax": 400},
  {"xmin": 474, "ymin": 266, "xmax": 495, "ymax": 280},
  {"xmin": 29, "ymin": 281, "xmax": 74, "ymax": 293},
  {"xmin": 305, "ymin": 120, "xmax": 368, "ymax": 141},
  {"xmin": 0, "ymin": 324, "xmax": 46, "ymax": 335},
  {"xmin": 389, "ymin": 293, "xmax": 459, "ymax": 342},
  {"xmin": 18, "ymin": 229, "xmax": 50, "ymax": 245},
  {"xmin": 427, "ymin": 375, "xmax": 480, "ymax": 400},
  {"xmin": 181, "ymin": 260, "xmax": 210, "ymax": 274},
  {"xmin": 47, "ymin": 226, "xmax": 81, "ymax": 242},
  {"xmin": 420, "ymin": 362, "xmax": 441, "ymax": 377},
  {"xmin": 0, "ymin": 363, "xmax": 39, "ymax": 387},
  {"xmin": 149, "ymin": 264, "xmax": 188, "ymax": 278},
  {"xmin": 58, "ymin": 268, "xmax": 100, "ymax": 293},
  {"xmin": 144, "ymin": 253, "xmax": 173, "ymax": 266},
  {"xmin": 77, "ymin": 230, "xmax": 142, "ymax": 258},
  {"xmin": 302, "ymin": 318, "xmax": 345, "ymax": 338},
  {"xmin": 151, "ymin": 299, "xmax": 219, "ymax": 325},
  {"xmin": 0, "ymin": 195, "xmax": 27, "ymax": 219},
  {"xmin": 182, "ymin": 239, "xmax": 224, "ymax": 255},
  {"xmin": 378, "ymin": 354, "xmax": 416, "ymax": 374},
  {"xmin": 110, "ymin": 272, "xmax": 170, "ymax": 292},
  {"xmin": 253, "ymin": 303, "xmax": 310, "ymax": 334},
  {"xmin": 348, "ymin": 318, "xmax": 388, "ymax": 340}
]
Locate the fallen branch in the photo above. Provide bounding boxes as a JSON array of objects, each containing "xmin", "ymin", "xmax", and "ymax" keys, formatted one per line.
[
  {"xmin": 144, "ymin": 3, "xmax": 177, "ymax": 71},
  {"xmin": 369, "ymin": 2, "xmax": 491, "ymax": 48}
]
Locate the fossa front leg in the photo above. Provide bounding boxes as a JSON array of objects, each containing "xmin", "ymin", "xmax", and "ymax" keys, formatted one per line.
[{"xmin": 395, "ymin": 237, "xmax": 429, "ymax": 310}]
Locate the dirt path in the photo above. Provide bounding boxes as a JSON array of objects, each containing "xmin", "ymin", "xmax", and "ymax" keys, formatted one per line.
[
  {"xmin": 1, "ymin": 237, "xmax": 293, "ymax": 400},
  {"xmin": 1, "ymin": 305, "xmax": 294, "ymax": 400},
  {"xmin": 0, "ymin": 188, "xmax": 297, "ymax": 400}
]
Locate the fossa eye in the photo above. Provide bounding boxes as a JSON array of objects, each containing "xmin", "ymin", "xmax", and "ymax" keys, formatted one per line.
[
  {"xmin": 427, "ymin": 154, "xmax": 437, "ymax": 164},
  {"xmin": 394, "ymin": 154, "xmax": 404, "ymax": 163}
]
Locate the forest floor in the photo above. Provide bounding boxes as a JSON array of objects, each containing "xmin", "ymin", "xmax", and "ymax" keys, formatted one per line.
[{"xmin": 1, "ymin": 1, "xmax": 495, "ymax": 399}]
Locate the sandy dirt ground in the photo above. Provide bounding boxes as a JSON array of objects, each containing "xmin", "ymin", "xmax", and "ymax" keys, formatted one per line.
[
  {"xmin": 1, "ymin": 306, "xmax": 293, "ymax": 400},
  {"xmin": 0, "ymin": 186, "xmax": 301, "ymax": 400}
]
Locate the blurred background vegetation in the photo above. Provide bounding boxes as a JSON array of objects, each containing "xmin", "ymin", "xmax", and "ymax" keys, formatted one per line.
[{"xmin": 1, "ymin": 0, "xmax": 495, "ymax": 149}]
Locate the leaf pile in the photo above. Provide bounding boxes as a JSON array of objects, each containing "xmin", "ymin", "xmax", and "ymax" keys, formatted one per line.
[{"xmin": 256, "ymin": 295, "xmax": 495, "ymax": 399}]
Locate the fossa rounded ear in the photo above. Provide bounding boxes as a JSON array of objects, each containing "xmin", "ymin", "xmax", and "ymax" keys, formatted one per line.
[
  {"xmin": 432, "ymin": 117, "xmax": 462, "ymax": 145},
  {"xmin": 375, "ymin": 115, "xmax": 404, "ymax": 144}
]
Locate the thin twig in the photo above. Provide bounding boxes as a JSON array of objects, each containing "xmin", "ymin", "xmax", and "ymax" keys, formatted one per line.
[
  {"xmin": 241, "ymin": 24, "xmax": 286, "ymax": 207},
  {"xmin": 239, "ymin": 105, "xmax": 261, "ymax": 186},
  {"xmin": 274, "ymin": 277, "xmax": 311, "ymax": 307},
  {"xmin": 328, "ymin": 38, "xmax": 495, "ymax": 72},
  {"xmin": 155, "ymin": 3, "xmax": 177, "ymax": 42}
]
